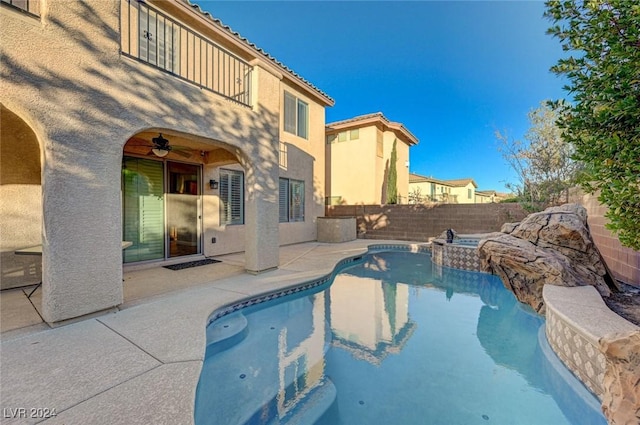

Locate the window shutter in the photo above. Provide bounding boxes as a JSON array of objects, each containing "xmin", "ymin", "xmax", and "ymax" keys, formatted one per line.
[
  {"xmin": 279, "ymin": 178, "xmax": 289, "ymax": 222},
  {"xmin": 219, "ymin": 169, "xmax": 244, "ymax": 225},
  {"xmin": 297, "ymin": 99, "xmax": 308, "ymax": 139},
  {"xmin": 284, "ymin": 92, "xmax": 296, "ymax": 134},
  {"xmin": 219, "ymin": 171, "xmax": 230, "ymax": 225},
  {"xmin": 230, "ymin": 172, "xmax": 243, "ymax": 224}
]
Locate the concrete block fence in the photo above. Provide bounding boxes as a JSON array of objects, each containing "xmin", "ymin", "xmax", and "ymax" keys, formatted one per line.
[{"xmin": 325, "ymin": 203, "xmax": 528, "ymax": 242}]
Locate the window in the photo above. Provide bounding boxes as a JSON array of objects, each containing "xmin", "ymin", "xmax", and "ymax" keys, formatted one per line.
[
  {"xmin": 284, "ymin": 91, "xmax": 308, "ymax": 139},
  {"xmin": 279, "ymin": 178, "xmax": 304, "ymax": 222},
  {"xmin": 468, "ymin": 188, "xmax": 472, "ymax": 199},
  {"xmin": 219, "ymin": 169, "xmax": 244, "ymax": 225},
  {"xmin": 350, "ymin": 129, "xmax": 359, "ymax": 140},
  {"xmin": 338, "ymin": 132, "xmax": 347, "ymax": 142},
  {"xmin": 1, "ymin": 0, "xmax": 40, "ymax": 17}
]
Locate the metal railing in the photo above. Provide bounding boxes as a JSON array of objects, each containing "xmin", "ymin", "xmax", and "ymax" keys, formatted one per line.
[
  {"xmin": 120, "ymin": 0, "xmax": 252, "ymax": 107},
  {"xmin": 1, "ymin": 0, "xmax": 40, "ymax": 17}
]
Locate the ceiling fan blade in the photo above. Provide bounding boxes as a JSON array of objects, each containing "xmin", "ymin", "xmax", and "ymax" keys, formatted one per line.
[{"xmin": 173, "ymin": 149, "xmax": 192, "ymax": 158}]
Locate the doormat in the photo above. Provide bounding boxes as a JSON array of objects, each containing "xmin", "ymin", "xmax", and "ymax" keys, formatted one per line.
[{"xmin": 163, "ymin": 258, "xmax": 221, "ymax": 271}]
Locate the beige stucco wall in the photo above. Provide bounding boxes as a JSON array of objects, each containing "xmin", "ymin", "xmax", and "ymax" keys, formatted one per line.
[
  {"xmin": 1, "ymin": 1, "xmax": 326, "ymax": 322},
  {"xmin": 278, "ymin": 81, "xmax": 326, "ymax": 246},
  {"xmin": 327, "ymin": 125, "xmax": 411, "ymax": 205},
  {"xmin": 382, "ymin": 131, "xmax": 409, "ymax": 203},
  {"xmin": 326, "ymin": 125, "xmax": 378, "ymax": 204},
  {"xmin": 450, "ymin": 182, "xmax": 476, "ymax": 204}
]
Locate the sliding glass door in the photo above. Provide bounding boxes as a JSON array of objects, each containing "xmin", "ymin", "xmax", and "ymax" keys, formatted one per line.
[
  {"xmin": 122, "ymin": 157, "xmax": 165, "ymax": 263},
  {"xmin": 122, "ymin": 157, "xmax": 202, "ymax": 263}
]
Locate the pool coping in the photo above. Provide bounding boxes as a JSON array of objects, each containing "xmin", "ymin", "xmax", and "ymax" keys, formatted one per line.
[{"xmin": 0, "ymin": 241, "xmax": 430, "ymax": 425}]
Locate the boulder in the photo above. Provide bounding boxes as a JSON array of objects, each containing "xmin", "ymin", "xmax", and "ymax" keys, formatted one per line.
[
  {"xmin": 500, "ymin": 222, "xmax": 520, "ymax": 234},
  {"xmin": 478, "ymin": 234, "xmax": 588, "ymax": 312},
  {"xmin": 599, "ymin": 330, "xmax": 640, "ymax": 425},
  {"xmin": 478, "ymin": 203, "xmax": 612, "ymax": 312}
]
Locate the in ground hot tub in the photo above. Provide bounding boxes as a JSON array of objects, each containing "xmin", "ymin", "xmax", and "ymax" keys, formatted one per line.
[{"xmin": 431, "ymin": 234, "xmax": 486, "ymax": 272}]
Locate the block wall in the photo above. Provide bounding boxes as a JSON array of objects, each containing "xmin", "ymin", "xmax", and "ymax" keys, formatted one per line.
[{"xmin": 325, "ymin": 203, "xmax": 528, "ymax": 242}]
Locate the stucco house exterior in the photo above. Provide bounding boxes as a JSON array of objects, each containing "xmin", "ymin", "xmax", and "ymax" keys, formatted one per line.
[
  {"xmin": 325, "ymin": 113, "xmax": 418, "ymax": 205},
  {"xmin": 409, "ymin": 173, "xmax": 478, "ymax": 204},
  {"xmin": 1, "ymin": 0, "xmax": 333, "ymax": 323},
  {"xmin": 475, "ymin": 190, "xmax": 497, "ymax": 203}
]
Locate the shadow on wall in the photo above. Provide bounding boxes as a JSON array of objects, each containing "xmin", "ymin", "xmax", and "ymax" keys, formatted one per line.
[{"xmin": 1, "ymin": 1, "xmax": 284, "ymax": 316}]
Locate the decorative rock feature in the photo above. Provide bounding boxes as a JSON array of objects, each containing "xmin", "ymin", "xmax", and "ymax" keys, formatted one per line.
[
  {"xmin": 477, "ymin": 204, "xmax": 613, "ymax": 313},
  {"xmin": 599, "ymin": 330, "xmax": 640, "ymax": 425}
]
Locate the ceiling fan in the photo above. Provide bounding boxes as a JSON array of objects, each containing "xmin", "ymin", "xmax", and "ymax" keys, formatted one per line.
[{"xmin": 128, "ymin": 133, "xmax": 192, "ymax": 158}]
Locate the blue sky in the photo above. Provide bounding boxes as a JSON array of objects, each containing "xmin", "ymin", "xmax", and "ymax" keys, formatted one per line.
[{"xmin": 199, "ymin": 1, "xmax": 568, "ymax": 192}]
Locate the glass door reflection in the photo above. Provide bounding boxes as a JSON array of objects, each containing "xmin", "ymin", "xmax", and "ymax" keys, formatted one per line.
[{"xmin": 166, "ymin": 161, "xmax": 201, "ymax": 257}]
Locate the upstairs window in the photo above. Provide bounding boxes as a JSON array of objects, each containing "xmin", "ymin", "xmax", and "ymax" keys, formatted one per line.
[
  {"xmin": 284, "ymin": 92, "xmax": 308, "ymax": 139},
  {"xmin": 219, "ymin": 169, "xmax": 244, "ymax": 225},
  {"xmin": 468, "ymin": 188, "xmax": 472, "ymax": 199}
]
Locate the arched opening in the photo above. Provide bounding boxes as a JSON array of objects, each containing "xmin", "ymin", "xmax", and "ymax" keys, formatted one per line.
[
  {"xmin": 122, "ymin": 130, "xmax": 244, "ymax": 264},
  {"xmin": 0, "ymin": 105, "xmax": 43, "ymax": 292}
]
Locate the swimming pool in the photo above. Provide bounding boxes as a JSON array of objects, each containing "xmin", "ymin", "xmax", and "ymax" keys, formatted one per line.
[{"xmin": 195, "ymin": 250, "xmax": 606, "ymax": 425}]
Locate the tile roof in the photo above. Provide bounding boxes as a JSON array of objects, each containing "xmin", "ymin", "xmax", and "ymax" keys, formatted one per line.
[
  {"xmin": 183, "ymin": 0, "xmax": 334, "ymax": 106},
  {"xmin": 326, "ymin": 112, "xmax": 419, "ymax": 146},
  {"xmin": 409, "ymin": 173, "xmax": 477, "ymax": 188}
]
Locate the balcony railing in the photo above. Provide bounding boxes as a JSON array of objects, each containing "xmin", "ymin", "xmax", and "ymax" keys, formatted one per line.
[
  {"xmin": 120, "ymin": 0, "xmax": 252, "ymax": 107},
  {"xmin": 1, "ymin": 0, "xmax": 40, "ymax": 17}
]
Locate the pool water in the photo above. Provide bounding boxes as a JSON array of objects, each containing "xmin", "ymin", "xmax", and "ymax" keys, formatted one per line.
[{"xmin": 195, "ymin": 251, "xmax": 606, "ymax": 425}]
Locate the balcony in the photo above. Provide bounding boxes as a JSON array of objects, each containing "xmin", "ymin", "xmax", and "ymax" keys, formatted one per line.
[{"xmin": 120, "ymin": 0, "xmax": 252, "ymax": 107}]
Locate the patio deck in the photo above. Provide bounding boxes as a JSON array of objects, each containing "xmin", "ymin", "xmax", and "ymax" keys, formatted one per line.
[{"xmin": 0, "ymin": 240, "xmax": 416, "ymax": 425}]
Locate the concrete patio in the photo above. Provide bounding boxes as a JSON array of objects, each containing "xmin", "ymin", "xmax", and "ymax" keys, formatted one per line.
[{"xmin": 0, "ymin": 240, "xmax": 411, "ymax": 425}]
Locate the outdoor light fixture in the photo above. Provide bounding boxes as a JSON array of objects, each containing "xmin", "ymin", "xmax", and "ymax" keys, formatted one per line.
[
  {"xmin": 152, "ymin": 147, "xmax": 170, "ymax": 158},
  {"xmin": 209, "ymin": 179, "xmax": 219, "ymax": 190}
]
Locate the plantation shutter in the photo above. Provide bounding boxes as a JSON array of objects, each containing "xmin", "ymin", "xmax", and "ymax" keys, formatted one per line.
[
  {"xmin": 230, "ymin": 171, "xmax": 243, "ymax": 224},
  {"xmin": 279, "ymin": 178, "xmax": 289, "ymax": 222},
  {"xmin": 220, "ymin": 169, "xmax": 244, "ymax": 225},
  {"xmin": 284, "ymin": 92, "xmax": 296, "ymax": 134}
]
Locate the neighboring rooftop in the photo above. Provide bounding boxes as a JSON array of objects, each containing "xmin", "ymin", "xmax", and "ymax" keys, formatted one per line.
[
  {"xmin": 326, "ymin": 112, "xmax": 419, "ymax": 146},
  {"xmin": 409, "ymin": 173, "xmax": 477, "ymax": 188}
]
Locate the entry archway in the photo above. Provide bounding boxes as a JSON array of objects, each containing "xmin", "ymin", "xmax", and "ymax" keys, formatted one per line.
[
  {"xmin": 0, "ymin": 105, "xmax": 43, "ymax": 291},
  {"xmin": 122, "ymin": 130, "xmax": 246, "ymax": 265}
]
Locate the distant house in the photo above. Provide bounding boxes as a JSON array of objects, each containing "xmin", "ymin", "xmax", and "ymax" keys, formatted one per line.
[
  {"xmin": 409, "ymin": 174, "xmax": 478, "ymax": 204},
  {"xmin": 475, "ymin": 190, "xmax": 497, "ymax": 204},
  {"xmin": 325, "ymin": 113, "xmax": 418, "ymax": 205}
]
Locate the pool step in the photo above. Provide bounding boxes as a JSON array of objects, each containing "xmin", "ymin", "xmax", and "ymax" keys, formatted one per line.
[
  {"xmin": 242, "ymin": 376, "xmax": 337, "ymax": 425},
  {"xmin": 273, "ymin": 377, "xmax": 337, "ymax": 425},
  {"xmin": 205, "ymin": 312, "xmax": 248, "ymax": 358}
]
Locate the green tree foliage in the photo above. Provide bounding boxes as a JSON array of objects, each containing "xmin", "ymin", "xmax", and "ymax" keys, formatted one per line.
[
  {"xmin": 496, "ymin": 101, "xmax": 580, "ymax": 211},
  {"xmin": 545, "ymin": 0, "xmax": 640, "ymax": 250},
  {"xmin": 387, "ymin": 139, "xmax": 398, "ymax": 204}
]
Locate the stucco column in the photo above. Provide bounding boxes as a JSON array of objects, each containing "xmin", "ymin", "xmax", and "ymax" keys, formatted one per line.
[
  {"xmin": 242, "ymin": 62, "xmax": 281, "ymax": 273},
  {"xmin": 41, "ymin": 136, "xmax": 123, "ymax": 323}
]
